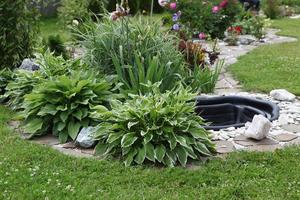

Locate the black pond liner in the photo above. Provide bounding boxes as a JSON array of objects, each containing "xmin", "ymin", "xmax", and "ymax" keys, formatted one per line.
[{"xmin": 195, "ymin": 96, "xmax": 280, "ymax": 131}]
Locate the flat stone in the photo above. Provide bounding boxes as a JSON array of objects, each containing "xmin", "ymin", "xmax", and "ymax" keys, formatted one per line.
[
  {"xmin": 81, "ymin": 149, "xmax": 95, "ymax": 155},
  {"xmin": 51, "ymin": 145, "xmax": 93, "ymax": 158},
  {"xmin": 33, "ymin": 134, "xmax": 60, "ymax": 146},
  {"xmin": 272, "ymin": 133, "xmax": 298, "ymax": 142},
  {"xmin": 247, "ymin": 144, "xmax": 282, "ymax": 152},
  {"xmin": 214, "ymin": 141, "xmax": 236, "ymax": 154},
  {"xmin": 233, "ymin": 135, "xmax": 278, "ymax": 147},
  {"xmin": 62, "ymin": 142, "xmax": 76, "ymax": 149},
  {"xmin": 285, "ymin": 138, "xmax": 300, "ymax": 146},
  {"xmin": 270, "ymin": 89, "xmax": 296, "ymax": 102},
  {"xmin": 8, "ymin": 120, "xmax": 21, "ymax": 129},
  {"xmin": 282, "ymin": 124, "xmax": 300, "ymax": 133}
]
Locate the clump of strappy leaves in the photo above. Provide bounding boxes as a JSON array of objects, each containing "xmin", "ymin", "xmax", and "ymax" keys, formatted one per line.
[
  {"xmin": 92, "ymin": 82, "xmax": 215, "ymax": 167},
  {"xmin": 22, "ymin": 71, "xmax": 115, "ymax": 143}
]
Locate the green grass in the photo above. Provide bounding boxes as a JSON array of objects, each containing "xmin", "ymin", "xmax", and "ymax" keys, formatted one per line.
[
  {"xmin": 39, "ymin": 17, "xmax": 71, "ymax": 42},
  {"xmin": 230, "ymin": 18, "xmax": 300, "ymax": 95},
  {"xmin": 1, "ymin": 105, "xmax": 300, "ymax": 199}
]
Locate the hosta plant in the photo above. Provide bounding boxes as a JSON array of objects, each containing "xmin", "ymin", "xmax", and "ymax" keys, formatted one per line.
[
  {"xmin": 22, "ymin": 71, "xmax": 115, "ymax": 143},
  {"xmin": 92, "ymin": 83, "xmax": 215, "ymax": 167}
]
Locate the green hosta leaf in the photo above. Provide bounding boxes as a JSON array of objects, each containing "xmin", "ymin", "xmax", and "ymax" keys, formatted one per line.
[
  {"xmin": 37, "ymin": 104, "xmax": 57, "ymax": 116},
  {"xmin": 162, "ymin": 155, "xmax": 174, "ymax": 167},
  {"xmin": 95, "ymin": 143, "xmax": 109, "ymax": 156},
  {"xmin": 175, "ymin": 135, "xmax": 189, "ymax": 148},
  {"xmin": 56, "ymin": 122, "xmax": 66, "ymax": 132},
  {"xmin": 195, "ymin": 143, "xmax": 213, "ymax": 157},
  {"xmin": 107, "ymin": 132, "xmax": 123, "ymax": 143},
  {"xmin": 134, "ymin": 145, "xmax": 146, "ymax": 164},
  {"xmin": 68, "ymin": 121, "xmax": 81, "ymax": 140},
  {"xmin": 57, "ymin": 105, "xmax": 68, "ymax": 111},
  {"xmin": 124, "ymin": 149, "xmax": 137, "ymax": 167},
  {"xmin": 143, "ymin": 133, "xmax": 153, "ymax": 144},
  {"xmin": 167, "ymin": 133, "xmax": 177, "ymax": 150},
  {"xmin": 24, "ymin": 118, "xmax": 44, "ymax": 134},
  {"xmin": 59, "ymin": 130, "xmax": 69, "ymax": 143},
  {"xmin": 154, "ymin": 144, "xmax": 166, "ymax": 162},
  {"xmin": 145, "ymin": 142, "xmax": 155, "ymax": 162},
  {"xmin": 128, "ymin": 121, "xmax": 139, "ymax": 130},
  {"xmin": 121, "ymin": 132, "xmax": 138, "ymax": 148},
  {"xmin": 189, "ymin": 127, "xmax": 208, "ymax": 139},
  {"xmin": 185, "ymin": 147, "xmax": 197, "ymax": 159},
  {"xmin": 72, "ymin": 109, "xmax": 83, "ymax": 121},
  {"xmin": 60, "ymin": 111, "xmax": 69, "ymax": 123},
  {"xmin": 166, "ymin": 150, "xmax": 177, "ymax": 164},
  {"xmin": 175, "ymin": 146, "xmax": 188, "ymax": 167}
]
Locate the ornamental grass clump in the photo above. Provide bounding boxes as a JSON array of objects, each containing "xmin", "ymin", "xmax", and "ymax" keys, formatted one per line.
[
  {"xmin": 22, "ymin": 71, "xmax": 115, "ymax": 143},
  {"xmin": 92, "ymin": 83, "xmax": 215, "ymax": 167}
]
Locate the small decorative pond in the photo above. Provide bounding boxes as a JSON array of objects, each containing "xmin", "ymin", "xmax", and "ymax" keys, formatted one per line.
[{"xmin": 195, "ymin": 96, "xmax": 280, "ymax": 131}]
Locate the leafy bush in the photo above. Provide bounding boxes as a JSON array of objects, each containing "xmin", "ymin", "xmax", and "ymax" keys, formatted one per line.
[
  {"xmin": 58, "ymin": 0, "xmax": 107, "ymax": 24},
  {"xmin": 112, "ymin": 52, "xmax": 182, "ymax": 94},
  {"xmin": 92, "ymin": 83, "xmax": 215, "ymax": 167},
  {"xmin": 234, "ymin": 15, "xmax": 266, "ymax": 39},
  {"xmin": 0, "ymin": 69, "xmax": 13, "ymax": 97},
  {"xmin": 3, "ymin": 51, "xmax": 86, "ymax": 110},
  {"xmin": 45, "ymin": 35, "xmax": 69, "ymax": 59},
  {"xmin": 187, "ymin": 60, "xmax": 223, "ymax": 94},
  {"xmin": 77, "ymin": 17, "xmax": 185, "ymax": 75},
  {"xmin": 177, "ymin": 0, "xmax": 242, "ymax": 39},
  {"xmin": 279, "ymin": 0, "xmax": 300, "ymax": 7},
  {"xmin": 0, "ymin": 0, "xmax": 38, "ymax": 69},
  {"xmin": 22, "ymin": 71, "xmax": 114, "ymax": 143},
  {"xmin": 263, "ymin": 0, "xmax": 280, "ymax": 19}
]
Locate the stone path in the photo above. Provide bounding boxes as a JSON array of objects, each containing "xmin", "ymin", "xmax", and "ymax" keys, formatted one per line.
[{"xmin": 214, "ymin": 28, "xmax": 297, "ymax": 95}]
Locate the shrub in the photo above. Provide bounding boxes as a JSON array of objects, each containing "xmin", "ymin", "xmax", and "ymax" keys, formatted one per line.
[
  {"xmin": 112, "ymin": 52, "xmax": 182, "ymax": 94},
  {"xmin": 263, "ymin": 0, "xmax": 280, "ymax": 19},
  {"xmin": 177, "ymin": 0, "xmax": 242, "ymax": 39},
  {"xmin": 92, "ymin": 83, "xmax": 215, "ymax": 167},
  {"xmin": 58, "ymin": 0, "xmax": 107, "ymax": 24},
  {"xmin": 45, "ymin": 35, "xmax": 69, "ymax": 59},
  {"xmin": 2, "ymin": 51, "xmax": 86, "ymax": 110},
  {"xmin": 0, "ymin": 69, "xmax": 13, "ymax": 96},
  {"xmin": 77, "ymin": 17, "xmax": 185, "ymax": 75},
  {"xmin": 22, "ymin": 71, "xmax": 115, "ymax": 143},
  {"xmin": 0, "ymin": 0, "xmax": 38, "ymax": 69},
  {"xmin": 187, "ymin": 60, "xmax": 224, "ymax": 94}
]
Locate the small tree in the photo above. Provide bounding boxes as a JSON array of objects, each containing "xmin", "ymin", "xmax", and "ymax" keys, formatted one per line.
[{"xmin": 0, "ymin": 0, "xmax": 38, "ymax": 69}]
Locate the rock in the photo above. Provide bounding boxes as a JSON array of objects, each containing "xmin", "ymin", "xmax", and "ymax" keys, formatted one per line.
[
  {"xmin": 19, "ymin": 59, "xmax": 40, "ymax": 71},
  {"xmin": 239, "ymin": 35, "xmax": 256, "ymax": 45},
  {"xmin": 278, "ymin": 114, "xmax": 294, "ymax": 125},
  {"xmin": 75, "ymin": 127, "xmax": 97, "ymax": 148},
  {"xmin": 282, "ymin": 124, "xmax": 300, "ymax": 133},
  {"xmin": 214, "ymin": 141, "xmax": 236, "ymax": 154},
  {"xmin": 234, "ymin": 135, "xmax": 278, "ymax": 147},
  {"xmin": 243, "ymin": 115, "xmax": 272, "ymax": 140},
  {"xmin": 272, "ymin": 133, "xmax": 298, "ymax": 142},
  {"xmin": 270, "ymin": 89, "xmax": 296, "ymax": 102}
]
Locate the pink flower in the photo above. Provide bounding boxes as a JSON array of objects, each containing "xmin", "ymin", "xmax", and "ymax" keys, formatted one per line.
[
  {"xmin": 212, "ymin": 6, "xmax": 220, "ymax": 13},
  {"xmin": 110, "ymin": 11, "xmax": 119, "ymax": 21},
  {"xmin": 169, "ymin": 2, "xmax": 177, "ymax": 10},
  {"xmin": 219, "ymin": 0, "xmax": 228, "ymax": 8},
  {"xmin": 198, "ymin": 32, "xmax": 206, "ymax": 40}
]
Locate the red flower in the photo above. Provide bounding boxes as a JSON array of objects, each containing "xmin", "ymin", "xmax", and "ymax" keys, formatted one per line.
[{"xmin": 219, "ymin": 0, "xmax": 228, "ymax": 8}]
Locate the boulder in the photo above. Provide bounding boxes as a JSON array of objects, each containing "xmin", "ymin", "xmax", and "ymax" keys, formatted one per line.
[
  {"xmin": 19, "ymin": 59, "xmax": 40, "ymax": 71},
  {"xmin": 239, "ymin": 35, "xmax": 256, "ymax": 45},
  {"xmin": 243, "ymin": 115, "xmax": 272, "ymax": 140},
  {"xmin": 75, "ymin": 127, "xmax": 97, "ymax": 148},
  {"xmin": 270, "ymin": 89, "xmax": 296, "ymax": 102}
]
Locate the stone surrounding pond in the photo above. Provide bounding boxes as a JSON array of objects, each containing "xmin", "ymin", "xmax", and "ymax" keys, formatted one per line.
[{"xmin": 19, "ymin": 59, "xmax": 40, "ymax": 71}]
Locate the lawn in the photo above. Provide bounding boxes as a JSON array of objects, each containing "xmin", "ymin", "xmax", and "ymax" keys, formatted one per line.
[
  {"xmin": 1, "ymin": 105, "xmax": 300, "ymax": 199},
  {"xmin": 230, "ymin": 18, "xmax": 300, "ymax": 95},
  {"xmin": 39, "ymin": 17, "xmax": 71, "ymax": 42}
]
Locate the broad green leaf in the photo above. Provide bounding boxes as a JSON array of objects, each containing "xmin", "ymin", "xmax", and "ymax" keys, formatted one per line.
[
  {"xmin": 60, "ymin": 111, "xmax": 69, "ymax": 123},
  {"xmin": 128, "ymin": 121, "xmax": 139, "ymax": 130},
  {"xmin": 145, "ymin": 142, "xmax": 155, "ymax": 162},
  {"xmin": 189, "ymin": 127, "xmax": 208, "ymax": 139},
  {"xmin": 121, "ymin": 132, "xmax": 138, "ymax": 148},
  {"xmin": 154, "ymin": 144, "xmax": 166, "ymax": 162},
  {"xmin": 134, "ymin": 145, "xmax": 146, "ymax": 164},
  {"xmin": 72, "ymin": 110, "xmax": 83, "ymax": 121},
  {"xmin": 143, "ymin": 133, "xmax": 153, "ymax": 144},
  {"xmin": 59, "ymin": 130, "xmax": 69, "ymax": 143},
  {"xmin": 107, "ymin": 132, "xmax": 123, "ymax": 143},
  {"xmin": 195, "ymin": 143, "xmax": 213, "ymax": 157},
  {"xmin": 37, "ymin": 104, "xmax": 57, "ymax": 116},
  {"xmin": 68, "ymin": 121, "xmax": 81, "ymax": 140},
  {"xmin": 124, "ymin": 149, "xmax": 137, "ymax": 167},
  {"xmin": 175, "ymin": 146, "xmax": 188, "ymax": 166},
  {"xmin": 95, "ymin": 143, "xmax": 109, "ymax": 156},
  {"xmin": 24, "ymin": 118, "xmax": 44, "ymax": 134},
  {"xmin": 56, "ymin": 122, "xmax": 66, "ymax": 132}
]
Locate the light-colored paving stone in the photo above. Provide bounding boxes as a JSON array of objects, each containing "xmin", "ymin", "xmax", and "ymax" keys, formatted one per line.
[
  {"xmin": 214, "ymin": 140, "xmax": 236, "ymax": 154},
  {"xmin": 272, "ymin": 133, "xmax": 298, "ymax": 142}
]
